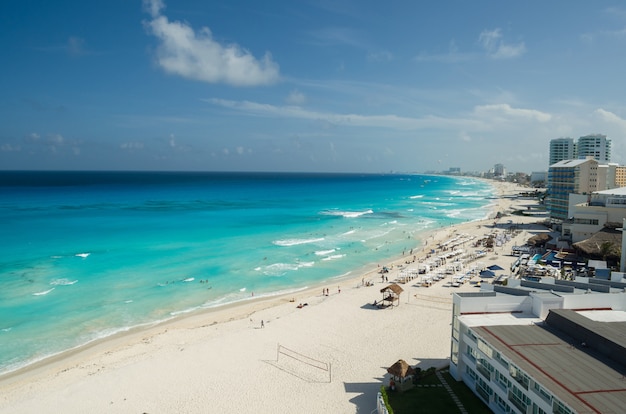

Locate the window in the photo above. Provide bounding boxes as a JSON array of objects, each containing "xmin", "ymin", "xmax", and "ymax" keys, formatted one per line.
[
  {"xmin": 553, "ymin": 399, "xmax": 574, "ymax": 414},
  {"xmin": 510, "ymin": 364, "xmax": 529, "ymax": 390},
  {"xmin": 496, "ymin": 370, "xmax": 511, "ymax": 390},
  {"xmin": 532, "ymin": 382, "xmax": 552, "ymax": 404},
  {"xmin": 477, "ymin": 337, "xmax": 494, "ymax": 359},
  {"xmin": 495, "ymin": 351, "xmax": 509, "ymax": 369},
  {"xmin": 467, "ymin": 345, "xmax": 479, "ymax": 361},
  {"xmin": 476, "ymin": 376, "xmax": 493, "ymax": 403},
  {"xmin": 495, "ymin": 395, "xmax": 511, "ymax": 413},
  {"xmin": 509, "ymin": 385, "xmax": 531, "ymax": 413},
  {"xmin": 451, "ymin": 341, "xmax": 459, "ymax": 365},
  {"xmin": 476, "ymin": 358, "xmax": 494, "ymax": 381}
]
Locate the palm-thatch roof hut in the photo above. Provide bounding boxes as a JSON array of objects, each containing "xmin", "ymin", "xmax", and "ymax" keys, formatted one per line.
[
  {"xmin": 527, "ymin": 233, "xmax": 552, "ymax": 247},
  {"xmin": 573, "ymin": 226, "xmax": 622, "ymax": 261},
  {"xmin": 380, "ymin": 283, "xmax": 403, "ymax": 307},
  {"xmin": 387, "ymin": 359, "xmax": 415, "ymax": 391}
]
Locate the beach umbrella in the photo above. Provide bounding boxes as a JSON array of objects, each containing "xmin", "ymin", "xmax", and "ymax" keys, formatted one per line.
[
  {"xmin": 480, "ymin": 269, "xmax": 496, "ymax": 278},
  {"xmin": 487, "ymin": 264, "xmax": 504, "ymax": 271}
]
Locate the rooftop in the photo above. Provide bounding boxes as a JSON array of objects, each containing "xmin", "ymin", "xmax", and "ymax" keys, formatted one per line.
[{"xmin": 473, "ymin": 310, "xmax": 626, "ymax": 414}]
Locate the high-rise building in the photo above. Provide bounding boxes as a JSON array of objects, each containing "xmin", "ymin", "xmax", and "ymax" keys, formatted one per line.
[
  {"xmin": 547, "ymin": 157, "xmax": 598, "ymax": 221},
  {"xmin": 577, "ymin": 134, "xmax": 611, "ymax": 162},
  {"xmin": 493, "ymin": 164, "xmax": 505, "ymax": 177},
  {"xmin": 549, "ymin": 138, "xmax": 575, "ymax": 166}
]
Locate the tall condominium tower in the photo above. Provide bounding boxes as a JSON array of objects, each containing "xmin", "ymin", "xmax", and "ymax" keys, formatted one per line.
[
  {"xmin": 577, "ymin": 134, "xmax": 611, "ymax": 162},
  {"xmin": 549, "ymin": 137, "xmax": 575, "ymax": 166}
]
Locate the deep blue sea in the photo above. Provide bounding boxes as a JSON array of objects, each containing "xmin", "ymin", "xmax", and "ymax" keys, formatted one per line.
[{"xmin": 0, "ymin": 171, "xmax": 494, "ymax": 375}]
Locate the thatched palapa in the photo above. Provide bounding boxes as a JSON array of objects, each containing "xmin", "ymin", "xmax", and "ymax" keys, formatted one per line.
[
  {"xmin": 527, "ymin": 233, "xmax": 552, "ymax": 246},
  {"xmin": 387, "ymin": 359, "xmax": 415, "ymax": 380},
  {"xmin": 573, "ymin": 227, "xmax": 622, "ymax": 260},
  {"xmin": 380, "ymin": 283, "xmax": 403, "ymax": 307}
]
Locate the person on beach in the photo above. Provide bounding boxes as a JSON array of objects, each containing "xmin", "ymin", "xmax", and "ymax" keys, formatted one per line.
[{"xmin": 261, "ymin": 320, "xmax": 264, "ymax": 328}]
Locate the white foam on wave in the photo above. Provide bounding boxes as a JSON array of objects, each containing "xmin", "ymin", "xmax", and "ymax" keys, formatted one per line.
[
  {"xmin": 263, "ymin": 263, "xmax": 298, "ymax": 277},
  {"xmin": 33, "ymin": 288, "xmax": 55, "ymax": 296},
  {"xmin": 183, "ymin": 277, "xmax": 195, "ymax": 282},
  {"xmin": 322, "ymin": 254, "xmax": 345, "ymax": 261},
  {"xmin": 75, "ymin": 253, "xmax": 90, "ymax": 258},
  {"xmin": 321, "ymin": 209, "xmax": 373, "ymax": 218},
  {"xmin": 50, "ymin": 278, "xmax": 78, "ymax": 286},
  {"xmin": 240, "ymin": 287, "xmax": 246, "ymax": 292},
  {"xmin": 315, "ymin": 249, "xmax": 336, "ymax": 256},
  {"xmin": 273, "ymin": 237, "xmax": 324, "ymax": 247},
  {"xmin": 409, "ymin": 194, "xmax": 424, "ymax": 199},
  {"xmin": 1, "ymin": 327, "xmax": 11, "ymax": 333}
]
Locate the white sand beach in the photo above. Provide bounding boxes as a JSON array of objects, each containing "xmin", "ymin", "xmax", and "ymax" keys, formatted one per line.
[{"xmin": 0, "ymin": 181, "xmax": 547, "ymax": 413}]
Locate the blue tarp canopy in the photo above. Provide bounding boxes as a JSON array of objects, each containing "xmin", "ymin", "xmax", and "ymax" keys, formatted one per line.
[
  {"xmin": 487, "ymin": 264, "xmax": 504, "ymax": 271},
  {"xmin": 480, "ymin": 270, "xmax": 496, "ymax": 278}
]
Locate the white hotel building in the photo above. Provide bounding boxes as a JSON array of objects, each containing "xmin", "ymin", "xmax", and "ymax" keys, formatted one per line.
[{"xmin": 449, "ymin": 279, "xmax": 626, "ymax": 414}]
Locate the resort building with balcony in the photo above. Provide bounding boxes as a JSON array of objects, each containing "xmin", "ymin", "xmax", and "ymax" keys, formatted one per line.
[
  {"xmin": 562, "ymin": 187, "xmax": 626, "ymax": 243},
  {"xmin": 449, "ymin": 281, "xmax": 626, "ymax": 414},
  {"xmin": 547, "ymin": 158, "xmax": 598, "ymax": 222}
]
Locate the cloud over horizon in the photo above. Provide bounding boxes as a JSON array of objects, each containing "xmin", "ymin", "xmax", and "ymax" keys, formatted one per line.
[{"xmin": 143, "ymin": 0, "xmax": 280, "ymax": 86}]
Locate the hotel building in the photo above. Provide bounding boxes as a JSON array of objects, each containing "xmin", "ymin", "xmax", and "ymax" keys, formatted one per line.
[
  {"xmin": 450, "ymin": 280, "xmax": 626, "ymax": 414},
  {"xmin": 576, "ymin": 134, "xmax": 611, "ymax": 163},
  {"xmin": 547, "ymin": 158, "xmax": 598, "ymax": 221},
  {"xmin": 549, "ymin": 138, "xmax": 575, "ymax": 166}
]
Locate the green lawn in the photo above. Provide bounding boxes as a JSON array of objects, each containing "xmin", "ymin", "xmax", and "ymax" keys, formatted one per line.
[{"xmin": 385, "ymin": 371, "xmax": 492, "ymax": 414}]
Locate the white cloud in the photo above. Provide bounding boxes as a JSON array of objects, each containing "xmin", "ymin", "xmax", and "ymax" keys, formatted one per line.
[
  {"xmin": 473, "ymin": 104, "xmax": 551, "ymax": 123},
  {"xmin": 594, "ymin": 108, "xmax": 626, "ymax": 128},
  {"xmin": 479, "ymin": 29, "xmax": 526, "ymax": 59},
  {"xmin": 286, "ymin": 89, "xmax": 307, "ymax": 105},
  {"xmin": 143, "ymin": 0, "xmax": 280, "ymax": 86},
  {"xmin": 206, "ymin": 98, "xmax": 484, "ymax": 130}
]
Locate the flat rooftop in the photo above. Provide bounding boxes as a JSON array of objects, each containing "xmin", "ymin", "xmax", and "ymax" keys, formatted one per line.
[
  {"xmin": 473, "ymin": 310, "xmax": 626, "ymax": 414},
  {"xmin": 459, "ymin": 312, "xmax": 542, "ymax": 328}
]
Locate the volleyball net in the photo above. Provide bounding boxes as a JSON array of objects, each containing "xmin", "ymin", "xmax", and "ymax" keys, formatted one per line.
[{"xmin": 276, "ymin": 343, "xmax": 331, "ymax": 383}]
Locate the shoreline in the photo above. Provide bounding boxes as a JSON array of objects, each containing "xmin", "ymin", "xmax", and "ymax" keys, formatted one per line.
[
  {"xmin": 0, "ymin": 180, "xmax": 543, "ymax": 413},
  {"xmin": 0, "ymin": 178, "xmax": 498, "ymax": 380}
]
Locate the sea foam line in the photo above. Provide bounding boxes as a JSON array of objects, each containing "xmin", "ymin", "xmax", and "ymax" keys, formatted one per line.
[
  {"xmin": 320, "ymin": 209, "xmax": 373, "ymax": 218},
  {"xmin": 33, "ymin": 288, "xmax": 55, "ymax": 296},
  {"xmin": 273, "ymin": 237, "xmax": 324, "ymax": 247}
]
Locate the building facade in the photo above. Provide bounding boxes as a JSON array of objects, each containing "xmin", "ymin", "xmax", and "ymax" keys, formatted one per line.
[
  {"xmin": 547, "ymin": 158, "xmax": 598, "ymax": 221},
  {"xmin": 450, "ymin": 282, "xmax": 626, "ymax": 414},
  {"xmin": 549, "ymin": 138, "xmax": 575, "ymax": 166},
  {"xmin": 576, "ymin": 134, "xmax": 611, "ymax": 163},
  {"xmin": 562, "ymin": 187, "xmax": 626, "ymax": 243}
]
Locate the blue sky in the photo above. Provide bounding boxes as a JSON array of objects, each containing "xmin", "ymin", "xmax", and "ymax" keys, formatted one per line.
[{"xmin": 1, "ymin": 0, "xmax": 625, "ymax": 173}]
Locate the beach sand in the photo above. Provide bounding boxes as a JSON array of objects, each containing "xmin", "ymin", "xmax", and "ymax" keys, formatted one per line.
[{"xmin": 0, "ymin": 181, "xmax": 547, "ymax": 413}]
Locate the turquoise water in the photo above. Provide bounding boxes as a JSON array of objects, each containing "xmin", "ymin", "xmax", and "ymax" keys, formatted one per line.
[{"xmin": 0, "ymin": 171, "xmax": 494, "ymax": 374}]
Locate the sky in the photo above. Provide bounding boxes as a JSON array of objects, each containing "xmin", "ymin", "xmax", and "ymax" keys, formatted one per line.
[{"xmin": 1, "ymin": 0, "xmax": 626, "ymax": 174}]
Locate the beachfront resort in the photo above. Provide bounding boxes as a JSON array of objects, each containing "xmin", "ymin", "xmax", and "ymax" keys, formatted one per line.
[{"xmin": 377, "ymin": 134, "xmax": 626, "ymax": 414}]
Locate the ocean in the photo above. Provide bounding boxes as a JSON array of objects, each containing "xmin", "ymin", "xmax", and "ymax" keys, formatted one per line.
[{"xmin": 0, "ymin": 171, "xmax": 494, "ymax": 375}]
